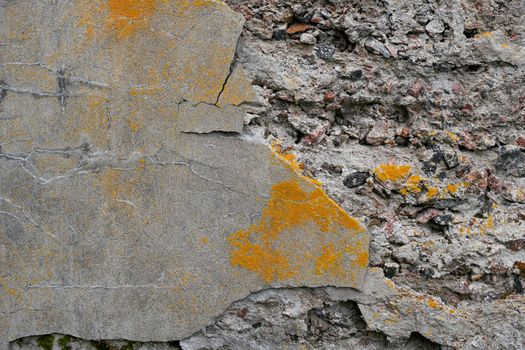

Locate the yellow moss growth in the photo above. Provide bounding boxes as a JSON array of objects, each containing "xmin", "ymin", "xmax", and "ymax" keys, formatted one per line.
[
  {"xmin": 228, "ymin": 145, "xmax": 367, "ymax": 283},
  {"xmin": 374, "ymin": 164, "xmax": 412, "ymax": 182}
]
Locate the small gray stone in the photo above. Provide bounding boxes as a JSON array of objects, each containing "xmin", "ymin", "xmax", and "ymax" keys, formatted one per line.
[
  {"xmin": 495, "ymin": 148, "xmax": 525, "ymax": 177},
  {"xmin": 425, "ymin": 19, "xmax": 445, "ymax": 34},
  {"xmin": 300, "ymin": 33, "xmax": 317, "ymax": 45},
  {"xmin": 443, "ymin": 150, "xmax": 460, "ymax": 169},
  {"xmin": 364, "ymin": 37, "xmax": 390, "ymax": 58}
]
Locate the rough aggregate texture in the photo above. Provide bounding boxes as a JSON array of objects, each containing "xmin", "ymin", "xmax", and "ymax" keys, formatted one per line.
[{"xmin": 5, "ymin": 0, "xmax": 525, "ymax": 349}]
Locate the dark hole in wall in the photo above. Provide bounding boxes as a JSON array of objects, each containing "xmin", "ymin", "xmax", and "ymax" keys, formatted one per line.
[
  {"xmin": 406, "ymin": 332, "xmax": 442, "ymax": 350},
  {"xmin": 10, "ymin": 334, "xmax": 182, "ymax": 350},
  {"xmin": 464, "ymin": 28, "xmax": 479, "ymax": 38}
]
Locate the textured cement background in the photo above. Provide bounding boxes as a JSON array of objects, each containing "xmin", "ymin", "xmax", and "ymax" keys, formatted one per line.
[{"xmin": 3, "ymin": 0, "xmax": 525, "ymax": 349}]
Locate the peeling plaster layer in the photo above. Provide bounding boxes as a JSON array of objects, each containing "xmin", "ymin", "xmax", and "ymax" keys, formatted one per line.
[{"xmin": 0, "ymin": 0, "xmax": 369, "ymax": 347}]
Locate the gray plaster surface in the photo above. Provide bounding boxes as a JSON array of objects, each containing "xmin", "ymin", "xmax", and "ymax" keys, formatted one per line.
[{"xmin": 0, "ymin": 1, "xmax": 368, "ymax": 347}]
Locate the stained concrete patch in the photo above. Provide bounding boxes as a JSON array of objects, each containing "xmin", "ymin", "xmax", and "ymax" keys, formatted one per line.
[{"xmin": 0, "ymin": 0, "xmax": 368, "ymax": 346}]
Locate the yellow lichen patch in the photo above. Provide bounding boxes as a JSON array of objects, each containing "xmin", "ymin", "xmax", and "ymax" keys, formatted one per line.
[
  {"xmin": 200, "ymin": 236, "xmax": 209, "ymax": 245},
  {"xmin": 228, "ymin": 145, "xmax": 367, "ymax": 284},
  {"xmin": 106, "ymin": 0, "xmax": 158, "ymax": 38},
  {"xmin": 458, "ymin": 214, "xmax": 495, "ymax": 237},
  {"xmin": 374, "ymin": 164, "xmax": 412, "ymax": 183}
]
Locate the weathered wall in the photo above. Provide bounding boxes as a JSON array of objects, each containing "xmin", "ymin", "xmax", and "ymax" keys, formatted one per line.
[{"xmin": 3, "ymin": 0, "xmax": 525, "ymax": 349}]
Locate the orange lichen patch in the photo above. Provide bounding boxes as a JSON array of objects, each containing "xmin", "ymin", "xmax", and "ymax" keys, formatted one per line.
[
  {"xmin": 514, "ymin": 262, "xmax": 525, "ymax": 276},
  {"xmin": 129, "ymin": 87, "xmax": 164, "ymax": 96},
  {"xmin": 106, "ymin": 0, "xmax": 158, "ymax": 38},
  {"xmin": 228, "ymin": 145, "xmax": 367, "ymax": 283},
  {"xmin": 447, "ymin": 183, "xmax": 460, "ymax": 195},
  {"xmin": 75, "ymin": 1, "xmax": 103, "ymax": 42},
  {"xmin": 63, "ymin": 95, "xmax": 109, "ymax": 150},
  {"xmin": 374, "ymin": 164, "xmax": 412, "ymax": 183},
  {"xmin": 501, "ymin": 43, "xmax": 510, "ymax": 49},
  {"xmin": 97, "ymin": 167, "xmax": 142, "ymax": 201},
  {"xmin": 286, "ymin": 23, "xmax": 313, "ymax": 35},
  {"xmin": 31, "ymin": 153, "xmax": 79, "ymax": 175},
  {"xmin": 479, "ymin": 31, "xmax": 493, "ymax": 39},
  {"xmin": 127, "ymin": 118, "xmax": 142, "ymax": 132},
  {"xmin": 315, "ymin": 243, "xmax": 344, "ymax": 276},
  {"xmin": 271, "ymin": 143, "xmax": 320, "ymax": 186},
  {"xmin": 354, "ymin": 251, "xmax": 369, "ymax": 268},
  {"xmin": 427, "ymin": 297, "xmax": 440, "ymax": 309},
  {"xmin": 200, "ymin": 236, "xmax": 209, "ymax": 245},
  {"xmin": 400, "ymin": 175, "xmax": 423, "ymax": 196},
  {"xmin": 108, "ymin": 0, "xmax": 156, "ymax": 19},
  {"xmin": 176, "ymin": 43, "xmax": 236, "ymax": 103},
  {"xmin": 228, "ymin": 229, "xmax": 293, "ymax": 282},
  {"xmin": 426, "ymin": 187, "xmax": 439, "ymax": 199}
]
